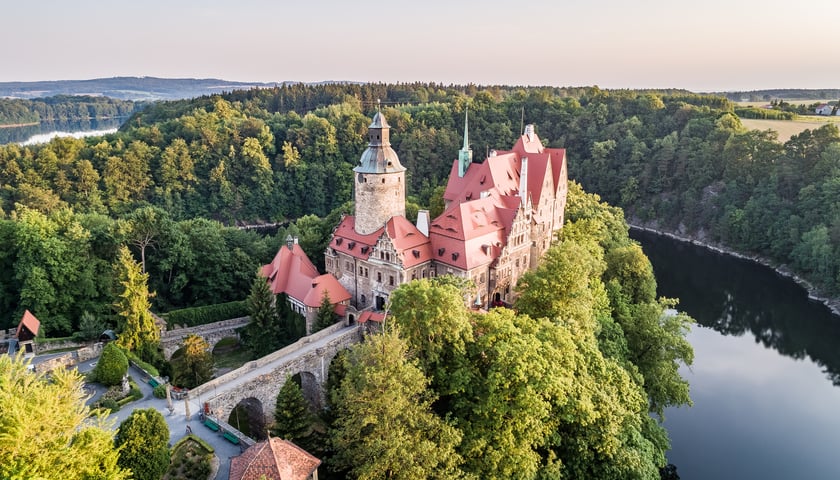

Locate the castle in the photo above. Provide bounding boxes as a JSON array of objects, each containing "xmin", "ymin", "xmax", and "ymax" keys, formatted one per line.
[{"xmin": 322, "ymin": 110, "xmax": 568, "ymax": 318}]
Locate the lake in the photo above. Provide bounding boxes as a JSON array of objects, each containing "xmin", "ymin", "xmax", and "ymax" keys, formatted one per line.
[
  {"xmin": 632, "ymin": 229, "xmax": 840, "ymax": 479},
  {"xmin": 0, "ymin": 117, "xmax": 123, "ymax": 145}
]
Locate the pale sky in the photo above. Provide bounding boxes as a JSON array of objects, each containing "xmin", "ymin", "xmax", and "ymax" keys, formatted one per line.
[{"xmin": 3, "ymin": 0, "xmax": 839, "ymax": 91}]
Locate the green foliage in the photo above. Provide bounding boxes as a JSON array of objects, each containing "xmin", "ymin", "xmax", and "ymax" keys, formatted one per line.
[
  {"xmin": 0, "ymin": 355, "xmax": 129, "ymax": 479},
  {"xmin": 171, "ymin": 334, "xmax": 214, "ymax": 388},
  {"xmin": 115, "ymin": 408, "xmax": 170, "ymax": 480},
  {"xmin": 313, "ymin": 291, "xmax": 335, "ymax": 332},
  {"xmin": 329, "ymin": 329, "xmax": 467, "ymax": 479},
  {"xmin": 272, "ymin": 377, "xmax": 316, "ymax": 451},
  {"xmin": 243, "ymin": 274, "xmax": 284, "ymax": 357},
  {"xmin": 74, "ymin": 310, "xmax": 107, "ymax": 341},
  {"xmin": 94, "ymin": 342, "xmax": 129, "ymax": 386},
  {"xmin": 153, "ymin": 383, "xmax": 168, "ymax": 399},
  {"xmin": 124, "ymin": 349, "xmax": 160, "ymax": 377},
  {"xmin": 164, "ymin": 300, "xmax": 247, "ymax": 327},
  {"xmin": 114, "ymin": 245, "xmax": 159, "ymax": 353}
]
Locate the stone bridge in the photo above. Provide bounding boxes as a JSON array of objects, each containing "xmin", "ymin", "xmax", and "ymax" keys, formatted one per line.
[
  {"xmin": 187, "ymin": 322, "xmax": 363, "ymax": 424},
  {"xmin": 160, "ymin": 317, "xmax": 250, "ymax": 359}
]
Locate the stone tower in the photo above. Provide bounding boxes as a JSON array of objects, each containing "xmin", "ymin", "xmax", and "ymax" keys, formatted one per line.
[{"xmin": 353, "ymin": 109, "xmax": 406, "ymax": 235}]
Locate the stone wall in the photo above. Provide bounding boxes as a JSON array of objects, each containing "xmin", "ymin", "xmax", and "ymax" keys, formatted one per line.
[
  {"xmin": 160, "ymin": 317, "xmax": 249, "ymax": 359},
  {"xmin": 33, "ymin": 338, "xmax": 86, "ymax": 354},
  {"xmin": 34, "ymin": 342, "xmax": 103, "ymax": 374},
  {"xmin": 192, "ymin": 323, "xmax": 362, "ymax": 424}
]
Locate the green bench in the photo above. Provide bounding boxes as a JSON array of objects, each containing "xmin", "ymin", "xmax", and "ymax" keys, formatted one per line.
[
  {"xmin": 203, "ymin": 419, "xmax": 220, "ymax": 432},
  {"xmin": 222, "ymin": 431, "xmax": 240, "ymax": 445}
]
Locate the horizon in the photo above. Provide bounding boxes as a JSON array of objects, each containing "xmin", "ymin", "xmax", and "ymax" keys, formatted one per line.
[{"xmin": 2, "ymin": 0, "xmax": 839, "ymax": 92}]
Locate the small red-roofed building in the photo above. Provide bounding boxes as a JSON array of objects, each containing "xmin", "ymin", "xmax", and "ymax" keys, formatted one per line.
[
  {"xmin": 262, "ymin": 236, "xmax": 351, "ymax": 334},
  {"xmin": 15, "ymin": 310, "xmax": 41, "ymax": 355},
  {"xmin": 229, "ymin": 437, "xmax": 321, "ymax": 480},
  {"xmin": 324, "ymin": 110, "xmax": 568, "ymax": 313}
]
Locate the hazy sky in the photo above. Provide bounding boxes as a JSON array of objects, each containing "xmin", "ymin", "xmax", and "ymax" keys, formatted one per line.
[{"xmin": 3, "ymin": 0, "xmax": 838, "ymax": 91}]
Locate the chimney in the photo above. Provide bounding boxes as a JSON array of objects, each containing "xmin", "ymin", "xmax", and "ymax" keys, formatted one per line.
[
  {"xmin": 416, "ymin": 210, "xmax": 430, "ymax": 237},
  {"xmin": 285, "ymin": 234, "xmax": 294, "ymax": 250},
  {"xmin": 519, "ymin": 157, "xmax": 529, "ymax": 206}
]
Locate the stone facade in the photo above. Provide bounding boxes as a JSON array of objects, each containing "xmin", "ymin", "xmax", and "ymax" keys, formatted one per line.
[{"xmin": 327, "ymin": 113, "xmax": 568, "ymax": 312}]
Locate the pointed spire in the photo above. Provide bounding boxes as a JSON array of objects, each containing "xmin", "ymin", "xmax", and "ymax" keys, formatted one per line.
[
  {"xmin": 458, "ymin": 108, "xmax": 473, "ymax": 177},
  {"xmin": 462, "ymin": 108, "xmax": 469, "ymax": 150}
]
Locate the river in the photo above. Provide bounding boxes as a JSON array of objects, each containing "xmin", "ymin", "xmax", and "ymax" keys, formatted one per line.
[
  {"xmin": 0, "ymin": 117, "xmax": 123, "ymax": 145},
  {"xmin": 632, "ymin": 229, "xmax": 840, "ymax": 479}
]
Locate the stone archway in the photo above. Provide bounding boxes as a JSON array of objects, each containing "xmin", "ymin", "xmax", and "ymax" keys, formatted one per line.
[
  {"xmin": 291, "ymin": 372, "xmax": 322, "ymax": 412},
  {"xmin": 228, "ymin": 397, "xmax": 267, "ymax": 440}
]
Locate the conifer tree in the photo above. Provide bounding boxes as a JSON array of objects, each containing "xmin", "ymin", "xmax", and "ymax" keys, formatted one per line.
[
  {"xmin": 0, "ymin": 355, "xmax": 129, "ymax": 479},
  {"xmin": 94, "ymin": 341, "xmax": 128, "ymax": 386},
  {"xmin": 113, "ymin": 245, "xmax": 158, "ymax": 353},
  {"xmin": 313, "ymin": 291, "xmax": 335, "ymax": 332},
  {"xmin": 272, "ymin": 377, "xmax": 315, "ymax": 450},
  {"xmin": 244, "ymin": 273, "xmax": 278, "ymax": 356}
]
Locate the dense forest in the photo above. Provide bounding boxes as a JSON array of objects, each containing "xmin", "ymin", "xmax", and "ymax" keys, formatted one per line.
[
  {"xmin": 318, "ymin": 183, "xmax": 693, "ymax": 479},
  {"xmin": 0, "ymin": 77, "xmax": 273, "ymax": 101},
  {"xmin": 1, "ymin": 82, "xmax": 838, "ymax": 337},
  {"xmin": 0, "ymin": 95, "xmax": 138, "ymax": 126}
]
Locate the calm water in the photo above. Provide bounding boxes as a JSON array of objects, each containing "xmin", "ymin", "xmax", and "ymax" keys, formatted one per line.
[
  {"xmin": 0, "ymin": 118, "xmax": 123, "ymax": 145},
  {"xmin": 632, "ymin": 230, "xmax": 840, "ymax": 479}
]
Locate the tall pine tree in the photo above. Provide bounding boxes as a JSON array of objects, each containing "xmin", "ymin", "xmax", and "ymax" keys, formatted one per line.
[{"xmin": 113, "ymin": 245, "xmax": 158, "ymax": 353}]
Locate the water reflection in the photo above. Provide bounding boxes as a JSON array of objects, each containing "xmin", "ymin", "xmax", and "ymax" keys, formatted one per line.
[
  {"xmin": 0, "ymin": 118, "xmax": 123, "ymax": 145},
  {"xmin": 633, "ymin": 229, "xmax": 840, "ymax": 479},
  {"xmin": 632, "ymin": 229, "xmax": 840, "ymax": 385}
]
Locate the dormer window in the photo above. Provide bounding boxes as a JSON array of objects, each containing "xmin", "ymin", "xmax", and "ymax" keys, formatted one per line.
[
  {"xmin": 452, "ymin": 252, "xmax": 460, "ymax": 261},
  {"xmin": 438, "ymin": 248, "xmax": 446, "ymax": 256},
  {"xmin": 412, "ymin": 250, "xmax": 420, "ymax": 258},
  {"xmin": 361, "ymin": 246, "xmax": 369, "ymax": 254},
  {"xmin": 348, "ymin": 241, "xmax": 356, "ymax": 250},
  {"xmin": 336, "ymin": 238, "xmax": 343, "ymax": 245}
]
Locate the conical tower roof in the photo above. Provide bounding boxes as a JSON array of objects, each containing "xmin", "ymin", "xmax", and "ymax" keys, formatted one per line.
[{"xmin": 354, "ymin": 111, "xmax": 405, "ymax": 174}]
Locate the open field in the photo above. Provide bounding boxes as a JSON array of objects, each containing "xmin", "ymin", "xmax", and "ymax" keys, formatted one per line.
[
  {"xmin": 740, "ymin": 116, "xmax": 840, "ymax": 142},
  {"xmin": 736, "ymin": 100, "xmax": 833, "ymax": 107}
]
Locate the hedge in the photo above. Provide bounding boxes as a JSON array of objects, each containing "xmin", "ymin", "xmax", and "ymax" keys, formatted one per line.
[
  {"xmin": 735, "ymin": 107, "xmax": 797, "ymax": 120},
  {"xmin": 163, "ymin": 301, "xmax": 248, "ymax": 328},
  {"xmin": 125, "ymin": 350, "xmax": 160, "ymax": 378},
  {"xmin": 172, "ymin": 434, "xmax": 215, "ymax": 454}
]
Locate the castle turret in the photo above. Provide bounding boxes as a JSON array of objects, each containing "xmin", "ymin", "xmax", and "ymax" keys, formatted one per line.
[
  {"xmin": 458, "ymin": 109, "xmax": 472, "ymax": 177},
  {"xmin": 353, "ymin": 109, "xmax": 406, "ymax": 235}
]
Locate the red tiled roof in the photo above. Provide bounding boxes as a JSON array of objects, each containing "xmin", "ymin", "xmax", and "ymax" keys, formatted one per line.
[
  {"xmin": 302, "ymin": 274, "xmax": 351, "ymax": 308},
  {"xmin": 443, "ymin": 152, "xmax": 521, "ymax": 204},
  {"xmin": 329, "ymin": 216, "xmax": 382, "ymax": 260},
  {"xmin": 229, "ymin": 438, "xmax": 320, "ymax": 480},
  {"xmin": 358, "ymin": 311, "xmax": 387, "ymax": 323},
  {"xmin": 384, "ymin": 216, "xmax": 433, "ymax": 268},
  {"xmin": 262, "ymin": 243, "xmax": 351, "ymax": 310},
  {"xmin": 429, "ymin": 197, "xmax": 515, "ymax": 270},
  {"xmin": 16, "ymin": 310, "xmax": 40, "ymax": 338}
]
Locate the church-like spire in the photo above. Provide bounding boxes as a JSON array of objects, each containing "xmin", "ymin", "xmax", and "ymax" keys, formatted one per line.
[{"xmin": 458, "ymin": 109, "xmax": 473, "ymax": 177}]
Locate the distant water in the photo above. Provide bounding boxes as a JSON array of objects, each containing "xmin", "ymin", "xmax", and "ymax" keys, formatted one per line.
[
  {"xmin": 0, "ymin": 117, "xmax": 123, "ymax": 145},
  {"xmin": 632, "ymin": 229, "xmax": 840, "ymax": 479},
  {"xmin": 20, "ymin": 128, "xmax": 118, "ymax": 146}
]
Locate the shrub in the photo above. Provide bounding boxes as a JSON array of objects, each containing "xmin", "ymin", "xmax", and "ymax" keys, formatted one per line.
[
  {"xmin": 99, "ymin": 398, "xmax": 120, "ymax": 413},
  {"xmin": 94, "ymin": 342, "xmax": 128, "ymax": 386},
  {"xmin": 153, "ymin": 384, "xmax": 168, "ymax": 399},
  {"xmin": 125, "ymin": 350, "xmax": 161, "ymax": 377},
  {"xmin": 116, "ymin": 408, "xmax": 170, "ymax": 480},
  {"xmin": 164, "ymin": 301, "xmax": 248, "ymax": 328}
]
